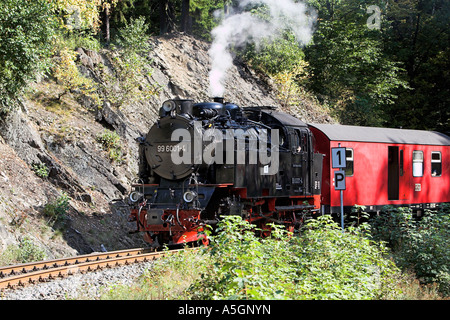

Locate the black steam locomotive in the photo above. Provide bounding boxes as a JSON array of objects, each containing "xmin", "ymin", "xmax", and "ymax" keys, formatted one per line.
[{"xmin": 127, "ymin": 98, "xmax": 323, "ymax": 246}]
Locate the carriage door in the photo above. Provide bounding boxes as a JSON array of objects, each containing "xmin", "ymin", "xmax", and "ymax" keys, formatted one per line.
[
  {"xmin": 388, "ymin": 146, "xmax": 399, "ymax": 200},
  {"xmin": 388, "ymin": 147, "xmax": 409, "ymax": 201}
]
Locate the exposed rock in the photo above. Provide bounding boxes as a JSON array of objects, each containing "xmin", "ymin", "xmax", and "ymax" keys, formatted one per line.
[{"xmin": 0, "ymin": 33, "xmax": 333, "ymax": 259}]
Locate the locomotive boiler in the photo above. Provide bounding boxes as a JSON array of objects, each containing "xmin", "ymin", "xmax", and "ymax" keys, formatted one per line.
[{"xmin": 127, "ymin": 98, "xmax": 323, "ymax": 246}]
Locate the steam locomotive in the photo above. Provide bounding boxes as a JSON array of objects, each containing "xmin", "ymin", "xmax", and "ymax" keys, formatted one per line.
[{"xmin": 127, "ymin": 98, "xmax": 324, "ymax": 246}]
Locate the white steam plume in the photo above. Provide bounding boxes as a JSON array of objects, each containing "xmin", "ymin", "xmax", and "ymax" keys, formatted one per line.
[{"xmin": 208, "ymin": 0, "xmax": 317, "ymax": 97}]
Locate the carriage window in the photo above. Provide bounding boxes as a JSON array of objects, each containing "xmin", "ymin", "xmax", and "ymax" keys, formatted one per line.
[
  {"xmin": 413, "ymin": 151, "xmax": 423, "ymax": 177},
  {"xmin": 431, "ymin": 152, "xmax": 442, "ymax": 177},
  {"xmin": 345, "ymin": 149, "xmax": 354, "ymax": 176}
]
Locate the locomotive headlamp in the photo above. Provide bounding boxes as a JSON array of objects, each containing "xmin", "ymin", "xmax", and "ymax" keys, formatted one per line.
[
  {"xmin": 183, "ymin": 190, "xmax": 197, "ymax": 203},
  {"xmin": 129, "ymin": 191, "xmax": 143, "ymax": 203},
  {"xmin": 162, "ymin": 100, "xmax": 176, "ymax": 112}
]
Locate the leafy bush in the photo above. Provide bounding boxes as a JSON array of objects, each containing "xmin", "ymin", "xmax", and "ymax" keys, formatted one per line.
[
  {"xmin": 32, "ymin": 162, "xmax": 50, "ymax": 179},
  {"xmin": 98, "ymin": 17, "xmax": 160, "ymax": 107},
  {"xmin": 62, "ymin": 31, "xmax": 102, "ymax": 52},
  {"xmin": 243, "ymin": 33, "xmax": 307, "ymax": 76},
  {"xmin": 52, "ymin": 47, "xmax": 100, "ymax": 104},
  {"xmin": 0, "ymin": 237, "xmax": 47, "ymax": 264},
  {"xmin": 96, "ymin": 129, "xmax": 123, "ymax": 163},
  {"xmin": 370, "ymin": 205, "xmax": 450, "ymax": 296},
  {"xmin": 116, "ymin": 16, "xmax": 151, "ymax": 56},
  {"xmin": 43, "ymin": 193, "xmax": 70, "ymax": 226},
  {"xmin": 272, "ymin": 61, "xmax": 310, "ymax": 109},
  {"xmin": 0, "ymin": 0, "xmax": 57, "ymax": 114},
  {"xmin": 190, "ymin": 215, "xmax": 400, "ymax": 300}
]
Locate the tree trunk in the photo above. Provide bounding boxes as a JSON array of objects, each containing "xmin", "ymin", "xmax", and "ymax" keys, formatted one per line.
[
  {"xmin": 105, "ymin": 6, "xmax": 110, "ymax": 43},
  {"xmin": 180, "ymin": 0, "xmax": 190, "ymax": 33},
  {"xmin": 160, "ymin": 0, "xmax": 175, "ymax": 35}
]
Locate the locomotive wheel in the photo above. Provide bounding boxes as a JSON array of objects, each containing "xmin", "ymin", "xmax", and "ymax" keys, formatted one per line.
[{"xmin": 257, "ymin": 221, "xmax": 272, "ymax": 238}]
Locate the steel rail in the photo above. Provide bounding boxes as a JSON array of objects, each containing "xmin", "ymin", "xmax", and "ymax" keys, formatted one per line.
[{"xmin": 0, "ymin": 248, "xmax": 184, "ymax": 290}]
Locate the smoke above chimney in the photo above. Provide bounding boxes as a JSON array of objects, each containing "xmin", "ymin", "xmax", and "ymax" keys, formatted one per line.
[{"xmin": 208, "ymin": 0, "xmax": 317, "ymax": 97}]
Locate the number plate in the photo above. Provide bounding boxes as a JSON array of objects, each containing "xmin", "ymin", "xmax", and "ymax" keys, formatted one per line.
[{"xmin": 157, "ymin": 144, "xmax": 187, "ymax": 153}]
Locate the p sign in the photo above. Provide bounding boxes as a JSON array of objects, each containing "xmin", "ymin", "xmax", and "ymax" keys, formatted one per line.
[
  {"xmin": 334, "ymin": 170, "xmax": 346, "ymax": 190},
  {"xmin": 332, "ymin": 147, "xmax": 346, "ymax": 168}
]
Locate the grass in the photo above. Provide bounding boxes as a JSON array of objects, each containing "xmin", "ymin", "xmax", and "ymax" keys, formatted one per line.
[{"xmin": 99, "ymin": 248, "xmax": 208, "ymax": 300}]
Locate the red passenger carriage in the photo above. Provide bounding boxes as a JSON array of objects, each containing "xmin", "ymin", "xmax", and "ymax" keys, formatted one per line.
[{"xmin": 309, "ymin": 124, "xmax": 450, "ymax": 214}]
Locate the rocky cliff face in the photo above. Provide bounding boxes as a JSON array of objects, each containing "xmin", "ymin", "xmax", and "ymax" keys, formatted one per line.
[{"xmin": 0, "ymin": 34, "xmax": 332, "ymax": 259}]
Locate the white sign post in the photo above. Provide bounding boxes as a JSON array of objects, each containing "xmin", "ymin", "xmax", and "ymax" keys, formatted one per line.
[{"xmin": 332, "ymin": 146, "xmax": 346, "ymax": 231}]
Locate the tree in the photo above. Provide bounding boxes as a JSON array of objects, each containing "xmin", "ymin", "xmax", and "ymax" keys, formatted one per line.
[
  {"xmin": 189, "ymin": 0, "xmax": 227, "ymax": 39},
  {"xmin": 304, "ymin": 0, "xmax": 408, "ymax": 126},
  {"xmin": 0, "ymin": 0, "xmax": 57, "ymax": 114},
  {"xmin": 159, "ymin": 0, "xmax": 176, "ymax": 34},
  {"xmin": 383, "ymin": 0, "xmax": 450, "ymax": 132},
  {"xmin": 101, "ymin": 0, "xmax": 135, "ymax": 43}
]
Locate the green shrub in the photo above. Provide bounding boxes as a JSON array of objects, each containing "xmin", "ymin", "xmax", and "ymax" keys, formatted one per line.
[
  {"xmin": 0, "ymin": 0, "xmax": 56, "ymax": 114},
  {"xmin": 190, "ymin": 215, "xmax": 400, "ymax": 300},
  {"xmin": 99, "ymin": 18, "xmax": 159, "ymax": 107},
  {"xmin": 32, "ymin": 162, "xmax": 49, "ymax": 178},
  {"xmin": 96, "ymin": 129, "xmax": 123, "ymax": 163},
  {"xmin": 116, "ymin": 16, "xmax": 150, "ymax": 56},
  {"xmin": 370, "ymin": 205, "xmax": 450, "ymax": 296},
  {"xmin": 52, "ymin": 46, "xmax": 101, "ymax": 104},
  {"xmin": 43, "ymin": 193, "xmax": 70, "ymax": 226},
  {"xmin": 0, "ymin": 237, "xmax": 47, "ymax": 265}
]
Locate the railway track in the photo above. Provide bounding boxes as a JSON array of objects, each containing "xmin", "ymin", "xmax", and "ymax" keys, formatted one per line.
[{"xmin": 0, "ymin": 247, "xmax": 182, "ymax": 291}]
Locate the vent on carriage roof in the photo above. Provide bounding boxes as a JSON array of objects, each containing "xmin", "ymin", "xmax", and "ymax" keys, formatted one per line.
[{"xmin": 308, "ymin": 124, "xmax": 450, "ymax": 146}]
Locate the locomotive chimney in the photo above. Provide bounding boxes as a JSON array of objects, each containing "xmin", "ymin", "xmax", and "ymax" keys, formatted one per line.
[
  {"xmin": 179, "ymin": 99, "xmax": 193, "ymax": 115},
  {"xmin": 213, "ymin": 97, "xmax": 224, "ymax": 104}
]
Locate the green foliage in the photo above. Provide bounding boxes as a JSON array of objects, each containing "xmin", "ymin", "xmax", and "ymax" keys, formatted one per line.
[
  {"xmin": 190, "ymin": 215, "xmax": 400, "ymax": 300},
  {"xmin": 59, "ymin": 30, "xmax": 103, "ymax": 52},
  {"xmin": 32, "ymin": 162, "xmax": 50, "ymax": 179},
  {"xmin": 246, "ymin": 37, "xmax": 306, "ymax": 76},
  {"xmin": 51, "ymin": 0, "xmax": 103, "ymax": 31},
  {"xmin": 304, "ymin": 0, "xmax": 409, "ymax": 126},
  {"xmin": 43, "ymin": 193, "xmax": 70, "ymax": 226},
  {"xmin": 370, "ymin": 205, "xmax": 450, "ymax": 296},
  {"xmin": 99, "ymin": 248, "xmax": 209, "ymax": 299},
  {"xmin": 96, "ymin": 129, "xmax": 123, "ymax": 163},
  {"xmin": 97, "ymin": 17, "xmax": 159, "ymax": 107},
  {"xmin": 16, "ymin": 237, "xmax": 47, "ymax": 263},
  {"xmin": 0, "ymin": 237, "xmax": 47, "ymax": 265},
  {"xmin": 1, "ymin": 0, "xmax": 446, "ymax": 132},
  {"xmin": 116, "ymin": 16, "xmax": 151, "ymax": 56},
  {"xmin": 52, "ymin": 46, "xmax": 101, "ymax": 104},
  {"xmin": 382, "ymin": 0, "xmax": 450, "ymax": 131},
  {"xmin": 0, "ymin": 0, "xmax": 57, "ymax": 114},
  {"xmin": 271, "ymin": 61, "xmax": 311, "ymax": 109},
  {"xmin": 109, "ymin": 0, "xmax": 136, "ymax": 28},
  {"xmin": 88, "ymin": 214, "xmax": 450, "ymax": 300},
  {"xmin": 190, "ymin": 0, "xmax": 227, "ymax": 39}
]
